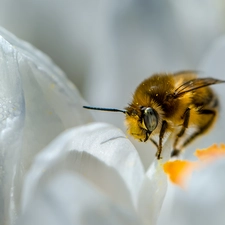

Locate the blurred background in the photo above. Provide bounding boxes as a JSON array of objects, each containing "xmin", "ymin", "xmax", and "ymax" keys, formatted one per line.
[{"xmin": 1, "ymin": 0, "xmax": 225, "ymax": 168}]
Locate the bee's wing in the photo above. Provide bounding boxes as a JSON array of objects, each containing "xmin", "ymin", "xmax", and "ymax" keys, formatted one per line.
[
  {"xmin": 173, "ymin": 78, "xmax": 225, "ymax": 98},
  {"xmin": 173, "ymin": 70, "xmax": 199, "ymax": 76}
]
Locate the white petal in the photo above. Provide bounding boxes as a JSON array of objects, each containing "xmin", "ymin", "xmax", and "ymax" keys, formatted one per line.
[
  {"xmin": 21, "ymin": 123, "xmax": 144, "ymax": 213},
  {"xmin": 159, "ymin": 158, "xmax": 225, "ymax": 225},
  {"xmin": 18, "ymin": 172, "xmax": 141, "ymax": 225},
  {"xmin": 0, "ymin": 27, "xmax": 92, "ymax": 225},
  {"xmin": 138, "ymin": 133, "xmax": 174, "ymax": 225}
]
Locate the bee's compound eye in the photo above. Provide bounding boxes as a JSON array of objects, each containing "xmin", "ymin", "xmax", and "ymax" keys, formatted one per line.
[{"xmin": 143, "ymin": 107, "xmax": 158, "ymax": 132}]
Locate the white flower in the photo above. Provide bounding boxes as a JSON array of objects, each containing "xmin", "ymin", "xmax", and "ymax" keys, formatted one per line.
[
  {"xmin": 1, "ymin": 25, "xmax": 225, "ymax": 225},
  {"xmin": 0, "ymin": 27, "xmax": 171, "ymax": 225}
]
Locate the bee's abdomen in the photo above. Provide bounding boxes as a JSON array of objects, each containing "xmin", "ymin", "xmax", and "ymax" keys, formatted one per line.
[{"xmin": 191, "ymin": 86, "xmax": 218, "ymax": 111}]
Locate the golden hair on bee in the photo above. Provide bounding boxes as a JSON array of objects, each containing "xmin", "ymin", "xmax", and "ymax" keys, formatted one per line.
[{"xmin": 83, "ymin": 71, "xmax": 225, "ymax": 159}]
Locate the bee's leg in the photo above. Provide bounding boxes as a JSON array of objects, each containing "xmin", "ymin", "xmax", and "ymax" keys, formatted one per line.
[
  {"xmin": 181, "ymin": 109, "xmax": 216, "ymax": 149},
  {"xmin": 150, "ymin": 138, "xmax": 158, "ymax": 148},
  {"xmin": 173, "ymin": 108, "xmax": 190, "ymax": 148},
  {"xmin": 170, "ymin": 149, "xmax": 180, "ymax": 157},
  {"xmin": 156, "ymin": 120, "xmax": 168, "ymax": 160},
  {"xmin": 171, "ymin": 108, "xmax": 190, "ymax": 157}
]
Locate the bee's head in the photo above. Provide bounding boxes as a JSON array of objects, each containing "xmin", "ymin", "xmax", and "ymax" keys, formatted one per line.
[{"xmin": 125, "ymin": 105, "xmax": 159, "ymax": 142}]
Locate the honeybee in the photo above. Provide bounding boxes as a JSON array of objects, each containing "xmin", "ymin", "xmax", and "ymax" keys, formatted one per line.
[{"xmin": 83, "ymin": 71, "xmax": 225, "ymax": 159}]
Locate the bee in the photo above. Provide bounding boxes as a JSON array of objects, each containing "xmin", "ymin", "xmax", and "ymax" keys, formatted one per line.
[{"xmin": 83, "ymin": 71, "xmax": 225, "ymax": 159}]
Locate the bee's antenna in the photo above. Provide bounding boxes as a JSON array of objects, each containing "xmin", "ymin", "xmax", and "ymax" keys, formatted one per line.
[{"xmin": 83, "ymin": 106, "xmax": 126, "ymax": 114}]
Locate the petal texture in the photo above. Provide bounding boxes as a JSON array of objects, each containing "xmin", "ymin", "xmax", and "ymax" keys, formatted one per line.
[
  {"xmin": 0, "ymin": 27, "xmax": 92, "ymax": 225},
  {"xmin": 21, "ymin": 123, "xmax": 144, "ymax": 215},
  {"xmin": 18, "ymin": 173, "xmax": 141, "ymax": 225}
]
